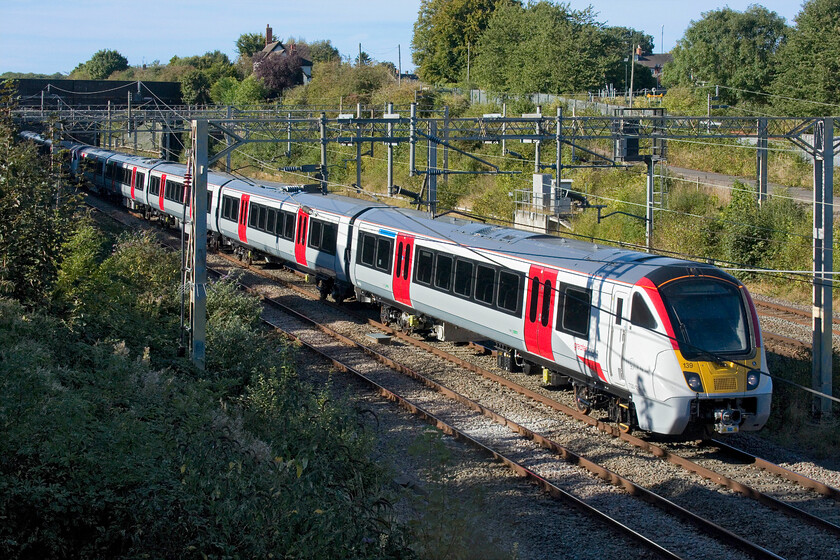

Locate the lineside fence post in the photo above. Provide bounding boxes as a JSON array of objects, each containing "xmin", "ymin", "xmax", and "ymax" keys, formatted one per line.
[
  {"xmin": 812, "ymin": 118, "xmax": 834, "ymax": 420},
  {"xmin": 757, "ymin": 117, "xmax": 768, "ymax": 204},
  {"xmin": 428, "ymin": 119, "xmax": 437, "ymax": 217},
  {"xmin": 189, "ymin": 119, "xmax": 208, "ymax": 370}
]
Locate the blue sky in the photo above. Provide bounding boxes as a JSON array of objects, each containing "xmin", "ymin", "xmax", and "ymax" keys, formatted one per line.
[{"xmin": 1, "ymin": 0, "xmax": 805, "ymax": 75}]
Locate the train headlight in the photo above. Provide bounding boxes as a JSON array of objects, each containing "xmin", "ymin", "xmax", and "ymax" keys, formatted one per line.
[
  {"xmin": 746, "ymin": 369, "xmax": 761, "ymax": 391},
  {"xmin": 683, "ymin": 371, "xmax": 704, "ymax": 393}
]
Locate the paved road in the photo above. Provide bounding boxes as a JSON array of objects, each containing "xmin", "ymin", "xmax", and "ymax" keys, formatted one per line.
[{"xmin": 666, "ymin": 165, "xmax": 840, "ymax": 212}]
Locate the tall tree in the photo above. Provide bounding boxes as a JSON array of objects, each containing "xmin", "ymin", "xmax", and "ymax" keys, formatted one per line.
[
  {"xmin": 472, "ymin": 1, "xmax": 615, "ymax": 94},
  {"xmin": 604, "ymin": 26, "xmax": 655, "ymax": 56},
  {"xmin": 236, "ymin": 32, "xmax": 269, "ymax": 59},
  {"xmin": 73, "ymin": 49, "xmax": 129, "ymax": 80},
  {"xmin": 179, "ymin": 70, "xmax": 212, "ymax": 104},
  {"xmin": 252, "ymin": 50, "xmax": 304, "ymax": 97},
  {"xmin": 305, "ymin": 40, "xmax": 341, "ymax": 64},
  {"xmin": 662, "ymin": 6, "xmax": 789, "ymax": 105},
  {"xmin": 771, "ymin": 0, "xmax": 840, "ymax": 116},
  {"xmin": 411, "ymin": 0, "xmax": 517, "ymax": 84},
  {"xmin": 0, "ymin": 85, "xmax": 77, "ymax": 307}
]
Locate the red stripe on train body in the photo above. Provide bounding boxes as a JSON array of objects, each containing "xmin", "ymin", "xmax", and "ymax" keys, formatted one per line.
[
  {"xmin": 294, "ymin": 208, "xmax": 308, "ymax": 266},
  {"xmin": 238, "ymin": 194, "xmax": 250, "ymax": 243}
]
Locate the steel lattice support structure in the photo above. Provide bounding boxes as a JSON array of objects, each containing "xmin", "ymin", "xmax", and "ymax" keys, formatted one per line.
[{"xmin": 17, "ymin": 105, "xmax": 837, "ymax": 414}]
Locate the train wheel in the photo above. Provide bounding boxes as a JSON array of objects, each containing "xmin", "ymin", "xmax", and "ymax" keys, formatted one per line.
[{"xmin": 574, "ymin": 385, "xmax": 591, "ymax": 414}]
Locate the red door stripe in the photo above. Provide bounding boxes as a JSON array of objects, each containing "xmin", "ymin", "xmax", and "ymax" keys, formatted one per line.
[
  {"xmin": 238, "ymin": 194, "xmax": 250, "ymax": 243},
  {"xmin": 393, "ymin": 234, "xmax": 414, "ymax": 306},
  {"xmin": 159, "ymin": 174, "xmax": 167, "ymax": 211},
  {"xmin": 130, "ymin": 167, "xmax": 136, "ymax": 199},
  {"xmin": 294, "ymin": 209, "xmax": 308, "ymax": 266},
  {"xmin": 524, "ymin": 266, "xmax": 558, "ymax": 360}
]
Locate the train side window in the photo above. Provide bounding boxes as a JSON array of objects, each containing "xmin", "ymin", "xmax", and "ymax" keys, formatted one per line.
[
  {"xmin": 556, "ymin": 285, "xmax": 591, "ymax": 338},
  {"xmin": 282, "ymin": 211, "xmax": 295, "ymax": 239},
  {"xmin": 414, "ymin": 249, "xmax": 433, "ymax": 285},
  {"xmin": 266, "ymin": 208, "xmax": 276, "ymax": 233},
  {"xmin": 454, "ymin": 259, "xmax": 473, "ymax": 298},
  {"xmin": 475, "ymin": 265, "xmax": 495, "ymax": 305},
  {"xmin": 497, "ymin": 271, "xmax": 521, "ymax": 315},
  {"xmin": 248, "ymin": 203, "xmax": 259, "ymax": 228},
  {"xmin": 396, "ymin": 243, "xmax": 404, "ymax": 277},
  {"xmin": 630, "ymin": 292, "xmax": 658, "ymax": 329},
  {"xmin": 206, "ymin": 191, "xmax": 212, "ymax": 213},
  {"xmin": 296, "ymin": 214, "xmax": 305, "ymax": 244},
  {"xmin": 309, "ymin": 220, "xmax": 322, "ymax": 248},
  {"xmin": 528, "ymin": 276, "xmax": 540, "ymax": 323},
  {"xmin": 221, "ymin": 195, "xmax": 239, "ymax": 221},
  {"xmin": 258, "ymin": 205, "xmax": 268, "ymax": 231},
  {"xmin": 541, "ymin": 280, "xmax": 553, "ymax": 327},
  {"xmin": 359, "ymin": 233, "xmax": 376, "ymax": 267},
  {"xmin": 135, "ymin": 172, "xmax": 145, "ymax": 191},
  {"xmin": 149, "ymin": 176, "xmax": 161, "ymax": 196},
  {"xmin": 434, "ymin": 254, "xmax": 453, "ymax": 291},
  {"xmin": 321, "ymin": 223, "xmax": 336, "ymax": 255},
  {"xmin": 615, "ymin": 298, "xmax": 623, "ymax": 325},
  {"xmin": 402, "ymin": 245, "xmax": 411, "ymax": 279},
  {"xmin": 375, "ymin": 238, "xmax": 392, "ymax": 272}
]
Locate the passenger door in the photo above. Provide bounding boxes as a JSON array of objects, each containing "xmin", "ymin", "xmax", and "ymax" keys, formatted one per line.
[
  {"xmin": 524, "ymin": 265, "xmax": 558, "ymax": 360},
  {"xmin": 607, "ymin": 289, "xmax": 629, "ymax": 386},
  {"xmin": 392, "ymin": 234, "xmax": 414, "ymax": 306},
  {"xmin": 237, "ymin": 194, "xmax": 250, "ymax": 243},
  {"xmin": 294, "ymin": 208, "xmax": 309, "ymax": 266}
]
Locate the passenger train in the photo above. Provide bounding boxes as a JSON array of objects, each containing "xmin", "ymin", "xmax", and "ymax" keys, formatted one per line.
[{"xmin": 22, "ymin": 131, "xmax": 772, "ymax": 436}]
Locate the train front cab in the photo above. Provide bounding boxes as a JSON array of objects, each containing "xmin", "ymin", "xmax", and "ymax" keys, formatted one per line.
[{"xmin": 619, "ymin": 273, "xmax": 772, "ymax": 435}]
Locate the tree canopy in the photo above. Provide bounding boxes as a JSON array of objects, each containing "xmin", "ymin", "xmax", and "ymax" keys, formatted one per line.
[
  {"xmin": 71, "ymin": 49, "xmax": 129, "ymax": 80},
  {"xmin": 252, "ymin": 49, "xmax": 305, "ymax": 97},
  {"xmin": 236, "ymin": 32, "xmax": 269, "ymax": 58},
  {"xmin": 412, "ymin": 0, "xmax": 516, "ymax": 84},
  {"xmin": 662, "ymin": 6, "xmax": 789, "ymax": 105},
  {"xmin": 771, "ymin": 0, "xmax": 840, "ymax": 115},
  {"xmin": 472, "ymin": 1, "xmax": 620, "ymax": 94}
]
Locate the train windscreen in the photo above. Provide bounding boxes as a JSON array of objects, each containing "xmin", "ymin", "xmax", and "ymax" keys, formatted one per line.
[{"xmin": 658, "ymin": 278, "xmax": 750, "ymax": 359}]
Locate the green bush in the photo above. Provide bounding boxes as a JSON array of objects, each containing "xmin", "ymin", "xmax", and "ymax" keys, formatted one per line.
[{"xmin": 1, "ymin": 215, "xmax": 414, "ymax": 559}]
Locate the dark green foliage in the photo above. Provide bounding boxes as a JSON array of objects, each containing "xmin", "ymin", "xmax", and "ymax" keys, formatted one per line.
[
  {"xmin": 236, "ymin": 32, "xmax": 269, "ymax": 59},
  {"xmin": 52, "ymin": 224, "xmax": 182, "ymax": 363},
  {"xmin": 603, "ymin": 26, "xmax": 655, "ymax": 56},
  {"xmin": 71, "ymin": 49, "xmax": 130, "ymax": 79},
  {"xmin": 306, "ymin": 39, "xmax": 341, "ymax": 64},
  {"xmin": 771, "ymin": 0, "xmax": 840, "ymax": 115},
  {"xmin": 472, "ymin": 2, "xmax": 618, "ymax": 94},
  {"xmin": 0, "ymin": 296, "xmax": 412, "ymax": 559},
  {"xmin": 253, "ymin": 50, "xmax": 305, "ymax": 97},
  {"xmin": 0, "ymin": 88, "xmax": 79, "ymax": 307},
  {"xmin": 412, "ymin": 0, "xmax": 516, "ymax": 84},
  {"xmin": 662, "ymin": 6, "xmax": 789, "ymax": 105},
  {"xmin": 180, "ymin": 69, "xmax": 213, "ymax": 105},
  {"xmin": 0, "ymin": 214, "xmax": 414, "ymax": 558}
]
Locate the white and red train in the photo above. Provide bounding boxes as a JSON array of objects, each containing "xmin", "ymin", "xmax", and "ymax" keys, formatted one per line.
[{"xmin": 24, "ymin": 132, "xmax": 772, "ymax": 436}]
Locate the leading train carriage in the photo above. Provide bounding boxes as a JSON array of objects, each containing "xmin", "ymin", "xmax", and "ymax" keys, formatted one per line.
[
  {"xmin": 346, "ymin": 207, "xmax": 771, "ymax": 435},
  {"xmin": 23, "ymin": 133, "xmax": 773, "ymax": 436}
]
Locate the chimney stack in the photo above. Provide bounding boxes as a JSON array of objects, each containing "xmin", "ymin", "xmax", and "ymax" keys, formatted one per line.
[{"xmin": 266, "ymin": 24, "xmax": 272, "ymax": 47}]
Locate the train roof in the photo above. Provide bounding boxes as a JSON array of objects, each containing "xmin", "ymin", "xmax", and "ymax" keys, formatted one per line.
[{"xmin": 357, "ymin": 204, "xmax": 720, "ymax": 286}]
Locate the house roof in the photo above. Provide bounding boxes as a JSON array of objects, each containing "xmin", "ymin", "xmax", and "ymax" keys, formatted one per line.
[
  {"xmin": 636, "ymin": 53, "xmax": 673, "ymax": 69},
  {"xmin": 260, "ymin": 41, "xmax": 312, "ymax": 67}
]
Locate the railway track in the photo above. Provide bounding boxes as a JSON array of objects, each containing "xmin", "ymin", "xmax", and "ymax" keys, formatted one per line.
[
  {"xmin": 216, "ymin": 254, "xmax": 840, "ymax": 559},
  {"xmin": 88, "ymin": 194, "xmax": 840, "ymax": 559},
  {"xmin": 755, "ymin": 298, "xmax": 840, "ymax": 356}
]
